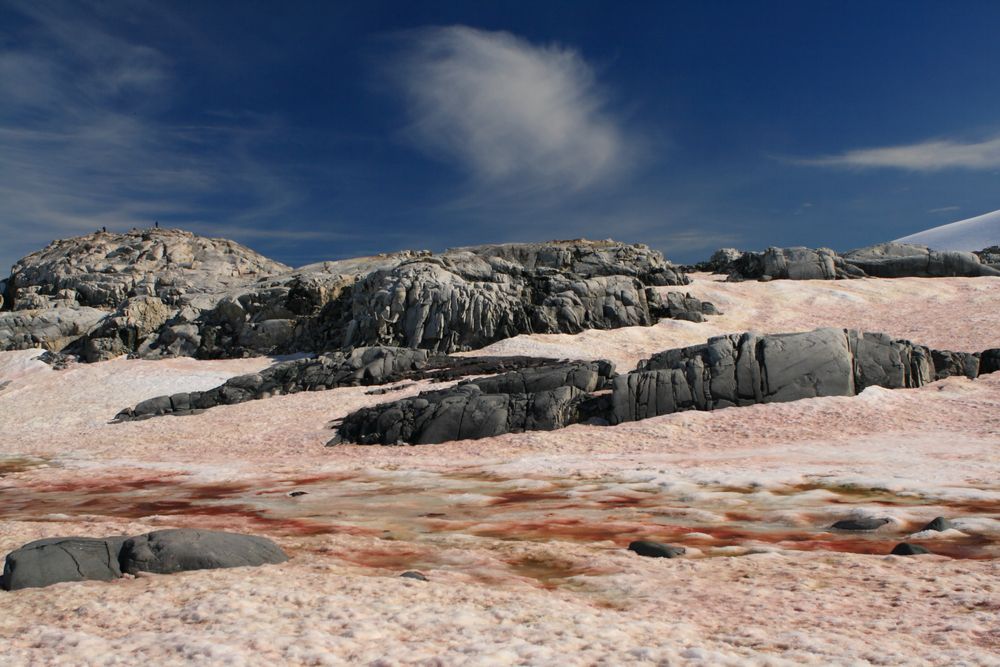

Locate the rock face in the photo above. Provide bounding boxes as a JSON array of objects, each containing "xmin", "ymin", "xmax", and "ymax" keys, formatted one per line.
[
  {"xmin": 609, "ymin": 329, "xmax": 934, "ymax": 424},
  {"xmin": 0, "ymin": 306, "xmax": 106, "ymax": 352},
  {"xmin": 722, "ymin": 243, "xmax": 1000, "ymax": 281},
  {"xmin": 330, "ymin": 361, "xmax": 615, "ymax": 445},
  {"xmin": 339, "ymin": 242, "xmax": 692, "ymax": 353},
  {"xmin": 332, "ymin": 328, "xmax": 1000, "ymax": 445},
  {"xmin": 2, "ymin": 232, "xmax": 701, "ymax": 361},
  {"xmin": 1, "ymin": 529, "xmax": 287, "ymax": 590}
]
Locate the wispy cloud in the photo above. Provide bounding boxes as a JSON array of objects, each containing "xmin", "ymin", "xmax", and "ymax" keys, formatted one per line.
[
  {"xmin": 793, "ymin": 134, "xmax": 1000, "ymax": 171},
  {"xmin": 928, "ymin": 205, "xmax": 961, "ymax": 214},
  {"xmin": 388, "ymin": 26, "xmax": 634, "ymax": 194},
  {"xmin": 0, "ymin": 1, "xmax": 302, "ymax": 270}
]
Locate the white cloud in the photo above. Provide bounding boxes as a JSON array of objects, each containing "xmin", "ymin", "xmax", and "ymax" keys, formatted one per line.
[
  {"xmin": 796, "ymin": 135, "xmax": 1000, "ymax": 171},
  {"xmin": 389, "ymin": 26, "xmax": 632, "ymax": 193}
]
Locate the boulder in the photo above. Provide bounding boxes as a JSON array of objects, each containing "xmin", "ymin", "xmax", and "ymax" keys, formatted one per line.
[
  {"xmin": 919, "ymin": 517, "xmax": 954, "ymax": 532},
  {"xmin": 628, "ymin": 540, "xmax": 686, "ymax": 558},
  {"xmin": 831, "ymin": 517, "xmax": 892, "ymax": 531},
  {"xmin": 891, "ymin": 543, "xmax": 930, "ymax": 556},
  {"xmin": 1, "ymin": 536, "xmax": 127, "ymax": 590},
  {"xmin": 610, "ymin": 329, "xmax": 934, "ymax": 424},
  {"xmin": 118, "ymin": 529, "xmax": 287, "ymax": 575}
]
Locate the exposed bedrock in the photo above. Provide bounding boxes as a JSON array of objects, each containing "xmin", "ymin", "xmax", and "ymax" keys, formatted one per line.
[
  {"xmin": 1, "ymin": 529, "xmax": 287, "ymax": 591},
  {"xmin": 329, "ymin": 361, "xmax": 615, "ymax": 445},
  {"xmin": 113, "ymin": 347, "xmax": 588, "ymax": 421},
  {"xmin": 3, "ymin": 232, "xmax": 703, "ymax": 360},
  {"xmin": 332, "ymin": 329, "xmax": 999, "ymax": 445},
  {"xmin": 720, "ymin": 243, "xmax": 1000, "ymax": 281}
]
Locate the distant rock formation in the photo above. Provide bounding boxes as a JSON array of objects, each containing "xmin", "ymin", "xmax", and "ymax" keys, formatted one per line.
[
  {"xmin": 2, "ymin": 231, "xmax": 704, "ymax": 361},
  {"xmin": 331, "ymin": 328, "xmax": 999, "ymax": 445},
  {"xmin": 710, "ymin": 243, "xmax": 1000, "ymax": 281}
]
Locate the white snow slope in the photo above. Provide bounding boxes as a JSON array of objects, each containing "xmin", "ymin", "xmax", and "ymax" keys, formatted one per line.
[{"xmin": 894, "ymin": 208, "xmax": 1000, "ymax": 251}]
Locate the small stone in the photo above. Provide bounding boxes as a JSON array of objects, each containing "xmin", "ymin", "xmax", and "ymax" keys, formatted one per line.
[
  {"xmin": 891, "ymin": 543, "xmax": 930, "ymax": 556},
  {"xmin": 400, "ymin": 571, "xmax": 428, "ymax": 581},
  {"xmin": 920, "ymin": 517, "xmax": 953, "ymax": 532},
  {"xmin": 831, "ymin": 517, "xmax": 891, "ymax": 531},
  {"xmin": 628, "ymin": 540, "xmax": 686, "ymax": 558},
  {"xmin": 288, "ymin": 491, "xmax": 308, "ymax": 497}
]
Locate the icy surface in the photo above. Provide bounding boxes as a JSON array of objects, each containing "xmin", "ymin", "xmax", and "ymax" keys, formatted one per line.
[
  {"xmin": 1, "ymin": 276, "xmax": 999, "ymax": 665},
  {"xmin": 895, "ymin": 208, "xmax": 1000, "ymax": 252}
]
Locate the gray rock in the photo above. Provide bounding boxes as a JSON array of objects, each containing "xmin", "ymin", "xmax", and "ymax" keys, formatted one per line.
[
  {"xmin": 5, "ymin": 234, "xmax": 698, "ymax": 360},
  {"xmin": 1, "ymin": 536, "xmax": 127, "ymax": 590},
  {"xmin": 724, "ymin": 242, "xmax": 1000, "ymax": 281},
  {"xmin": 0, "ymin": 306, "xmax": 105, "ymax": 352},
  {"xmin": 331, "ymin": 361, "xmax": 615, "ymax": 445},
  {"xmin": 843, "ymin": 243, "xmax": 1000, "ymax": 278},
  {"xmin": 400, "ymin": 571, "xmax": 428, "ymax": 581},
  {"xmin": 628, "ymin": 540, "xmax": 686, "ymax": 558},
  {"xmin": 920, "ymin": 517, "xmax": 954, "ymax": 532},
  {"xmin": 891, "ymin": 543, "xmax": 930, "ymax": 556},
  {"xmin": 930, "ymin": 349, "xmax": 980, "ymax": 380},
  {"xmin": 119, "ymin": 529, "xmax": 287, "ymax": 575},
  {"xmin": 831, "ymin": 517, "xmax": 892, "ymax": 531},
  {"xmin": 610, "ymin": 329, "xmax": 935, "ymax": 425},
  {"xmin": 7, "ymin": 228, "xmax": 288, "ymax": 310},
  {"xmin": 979, "ymin": 349, "xmax": 1000, "ymax": 375},
  {"xmin": 974, "ymin": 245, "xmax": 1000, "ymax": 267}
]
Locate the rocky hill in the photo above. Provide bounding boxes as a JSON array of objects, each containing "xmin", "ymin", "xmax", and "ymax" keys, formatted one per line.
[{"xmin": 1, "ymin": 229, "xmax": 703, "ymax": 362}]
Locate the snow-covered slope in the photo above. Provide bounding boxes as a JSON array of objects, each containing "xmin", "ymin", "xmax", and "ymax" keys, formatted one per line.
[{"xmin": 895, "ymin": 208, "xmax": 1000, "ymax": 251}]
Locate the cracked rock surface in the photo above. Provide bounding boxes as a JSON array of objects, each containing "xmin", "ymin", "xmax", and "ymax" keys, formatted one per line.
[{"xmin": 2, "ymin": 232, "xmax": 701, "ymax": 361}]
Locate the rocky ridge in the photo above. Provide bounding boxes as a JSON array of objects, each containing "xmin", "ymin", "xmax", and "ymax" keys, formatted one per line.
[
  {"xmin": 2, "ymin": 230, "xmax": 704, "ymax": 361},
  {"xmin": 330, "ymin": 328, "xmax": 1000, "ymax": 445},
  {"xmin": 696, "ymin": 243, "xmax": 1000, "ymax": 281}
]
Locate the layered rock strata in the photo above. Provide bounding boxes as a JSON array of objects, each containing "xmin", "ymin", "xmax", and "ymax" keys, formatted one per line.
[{"xmin": 332, "ymin": 329, "xmax": 1000, "ymax": 445}]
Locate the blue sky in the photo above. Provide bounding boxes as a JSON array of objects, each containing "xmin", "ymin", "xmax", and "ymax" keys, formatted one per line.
[{"xmin": 2, "ymin": 0, "xmax": 1000, "ymax": 270}]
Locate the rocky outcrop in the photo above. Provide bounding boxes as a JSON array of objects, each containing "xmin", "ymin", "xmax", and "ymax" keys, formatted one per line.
[
  {"xmin": 330, "ymin": 361, "xmax": 615, "ymax": 445},
  {"xmin": 1, "ymin": 529, "xmax": 287, "ymax": 590},
  {"xmin": 331, "ymin": 329, "xmax": 999, "ymax": 445},
  {"xmin": 113, "ymin": 348, "xmax": 585, "ymax": 421},
  {"xmin": 339, "ymin": 245, "xmax": 693, "ymax": 353},
  {"xmin": 722, "ymin": 243, "xmax": 1000, "ymax": 281},
  {"xmin": 3, "ymin": 232, "xmax": 702, "ymax": 361},
  {"xmin": 841, "ymin": 243, "xmax": 1000, "ymax": 278},
  {"xmin": 7, "ymin": 228, "xmax": 288, "ymax": 310},
  {"xmin": 975, "ymin": 246, "xmax": 1000, "ymax": 267},
  {"xmin": 0, "ymin": 306, "xmax": 106, "ymax": 352}
]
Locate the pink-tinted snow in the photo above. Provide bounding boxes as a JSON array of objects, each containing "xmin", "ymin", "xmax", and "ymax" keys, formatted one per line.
[{"xmin": 1, "ymin": 275, "xmax": 999, "ymax": 666}]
